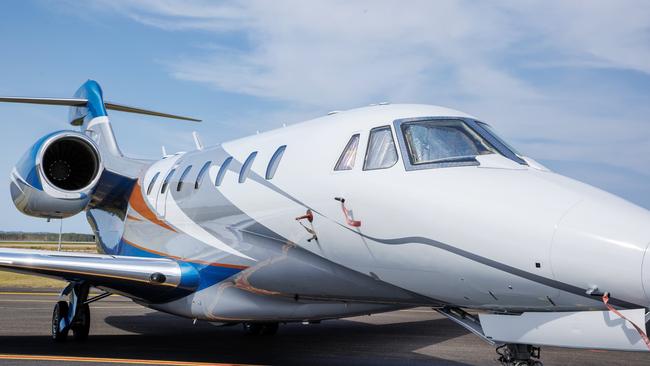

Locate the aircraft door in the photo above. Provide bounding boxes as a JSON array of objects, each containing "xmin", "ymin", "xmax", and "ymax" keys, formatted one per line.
[
  {"xmin": 340, "ymin": 126, "xmax": 401, "ymax": 258},
  {"xmin": 322, "ymin": 126, "xmax": 401, "ymax": 268}
]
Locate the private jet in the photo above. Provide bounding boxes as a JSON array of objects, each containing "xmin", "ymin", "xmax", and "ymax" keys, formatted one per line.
[{"xmin": 1, "ymin": 80, "xmax": 649, "ymax": 365}]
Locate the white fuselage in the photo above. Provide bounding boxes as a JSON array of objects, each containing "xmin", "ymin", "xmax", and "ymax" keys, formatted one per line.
[{"xmin": 128, "ymin": 104, "xmax": 650, "ymax": 317}]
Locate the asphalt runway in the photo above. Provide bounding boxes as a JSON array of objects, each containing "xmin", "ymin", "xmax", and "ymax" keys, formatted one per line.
[{"xmin": 0, "ymin": 291, "xmax": 648, "ymax": 366}]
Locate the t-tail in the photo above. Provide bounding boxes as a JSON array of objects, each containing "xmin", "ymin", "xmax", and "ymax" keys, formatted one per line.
[{"xmin": 2, "ymin": 80, "xmax": 200, "ymax": 219}]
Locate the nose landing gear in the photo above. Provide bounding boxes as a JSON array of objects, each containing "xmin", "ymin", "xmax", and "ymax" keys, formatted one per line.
[
  {"xmin": 496, "ymin": 344, "xmax": 542, "ymax": 366},
  {"xmin": 242, "ymin": 322, "xmax": 279, "ymax": 336}
]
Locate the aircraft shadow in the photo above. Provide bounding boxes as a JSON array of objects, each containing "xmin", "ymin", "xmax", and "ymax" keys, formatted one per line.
[{"xmin": 0, "ymin": 312, "xmax": 475, "ymax": 366}]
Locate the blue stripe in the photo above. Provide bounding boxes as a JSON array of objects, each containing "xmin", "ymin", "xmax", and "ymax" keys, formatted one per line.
[
  {"xmin": 70, "ymin": 80, "xmax": 107, "ymax": 123},
  {"xmin": 119, "ymin": 239, "xmax": 243, "ymax": 290},
  {"xmin": 14, "ymin": 130, "xmax": 71, "ymax": 190}
]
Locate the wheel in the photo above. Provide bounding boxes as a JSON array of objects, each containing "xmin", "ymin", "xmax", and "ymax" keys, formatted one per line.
[
  {"xmin": 52, "ymin": 301, "xmax": 69, "ymax": 342},
  {"xmin": 243, "ymin": 323, "xmax": 262, "ymax": 335},
  {"xmin": 71, "ymin": 303, "xmax": 90, "ymax": 341},
  {"xmin": 243, "ymin": 322, "xmax": 278, "ymax": 336},
  {"xmin": 259, "ymin": 322, "xmax": 278, "ymax": 336}
]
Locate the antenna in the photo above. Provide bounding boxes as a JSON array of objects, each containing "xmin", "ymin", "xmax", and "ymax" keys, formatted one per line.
[
  {"xmin": 161, "ymin": 146, "xmax": 168, "ymax": 157},
  {"xmin": 192, "ymin": 131, "xmax": 203, "ymax": 150},
  {"xmin": 58, "ymin": 218, "xmax": 63, "ymax": 252}
]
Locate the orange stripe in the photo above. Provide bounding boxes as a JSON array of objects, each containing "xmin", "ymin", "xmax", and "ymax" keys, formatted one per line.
[
  {"xmin": 128, "ymin": 181, "xmax": 176, "ymax": 232},
  {"xmin": 0, "ymin": 354, "xmax": 259, "ymax": 366},
  {"xmin": 122, "ymin": 238, "xmax": 249, "ymax": 271},
  {"xmin": 126, "ymin": 214, "xmax": 143, "ymax": 222}
]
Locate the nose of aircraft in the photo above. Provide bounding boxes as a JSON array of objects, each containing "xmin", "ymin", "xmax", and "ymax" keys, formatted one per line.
[{"xmin": 551, "ymin": 191, "xmax": 650, "ymax": 308}]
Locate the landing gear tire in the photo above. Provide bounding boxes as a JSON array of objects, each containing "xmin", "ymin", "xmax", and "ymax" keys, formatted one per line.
[
  {"xmin": 52, "ymin": 301, "xmax": 69, "ymax": 342},
  {"xmin": 260, "ymin": 322, "xmax": 278, "ymax": 336},
  {"xmin": 71, "ymin": 303, "xmax": 91, "ymax": 341},
  {"xmin": 496, "ymin": 344, "xmax": 542, "ymax": 366},
  {"xmin": 243, "ymin": 323, "xmax": 262, "ymax": 335},
  {"xmin": 243, "ymin": 322, "xmax": 279, "ymax": 336}
]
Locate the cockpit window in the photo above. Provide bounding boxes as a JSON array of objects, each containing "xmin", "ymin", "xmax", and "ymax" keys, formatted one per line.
[
  {"xmin": 476, "ymin": 122, "xmax": 523, "ymax": 157},
  {"xmin": 334, "ymin": 134, "xmax": 360, "ymax": 171},
  {"xmin": 399, "ymin": 120, "xmax": 495, "ymax": 167},
  {"xmin": 364, "ymin": 126, "xmax": 398, "ymax": 170}
]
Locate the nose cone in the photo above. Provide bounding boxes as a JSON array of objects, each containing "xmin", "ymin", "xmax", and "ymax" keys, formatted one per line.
[{"xmin": 552, "ymin": 192, "xmax": 650, "ymax": 307}]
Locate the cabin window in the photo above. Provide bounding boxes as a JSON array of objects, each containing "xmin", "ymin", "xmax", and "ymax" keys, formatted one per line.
[
  {"xmin": 266, "ymin": 145, "xmax": 286, "ymax": 180},
  {"xmin": 364, "ymin": 126, "xmax": 398, "ymax": 170},
  {"xmin": 215, "ymin": 157, "xmax": 232, "ymax": 187},
  {"xmin": 177, "ymin": 165, "xmax": 193, "ymax": 191},
  {"xmin": 146, "ymin": 172, "xmax": 160, "ymax": 195},
  {"xmin": 334, "ymin": 134, "xmax": 360, "ymax": 171},
  {"xmin": 161, "ymin": 168, "xmax": 176, "ymax": 194},
  {"xmin": 195, "ymin": 161, "xmax": 212, "ymax": 189},
  {"xmin": 239, "ymin": 152, "xmax": 258, "ymax": 183}
]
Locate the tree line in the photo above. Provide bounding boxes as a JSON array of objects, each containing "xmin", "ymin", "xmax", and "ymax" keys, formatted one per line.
[{"xmin": 0, "ymin": 231, "xmax": 95, "ymax": 242}]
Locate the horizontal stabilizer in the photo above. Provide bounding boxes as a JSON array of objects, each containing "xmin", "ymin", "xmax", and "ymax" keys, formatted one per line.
[
  {"xmin": 0, "ymin": 96, "xmax": 87, "ymax": 106},
  {"xmin": 104, "ymin": 102, "xmax": 200, "ymax": 122},
  {"xmin": 0, "ymin": 96, "xmax": 200, "ymax": 122}
]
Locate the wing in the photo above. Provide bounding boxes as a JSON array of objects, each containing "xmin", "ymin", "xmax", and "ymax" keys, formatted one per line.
[{"xmin": 0, "ymin": 248, "xmax": 198, "ymax": 303}]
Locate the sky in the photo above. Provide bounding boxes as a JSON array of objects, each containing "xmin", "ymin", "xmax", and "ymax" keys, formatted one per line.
[{"xmin": 0, "ymin": 0, "xmax": 649, "ymax": 234}]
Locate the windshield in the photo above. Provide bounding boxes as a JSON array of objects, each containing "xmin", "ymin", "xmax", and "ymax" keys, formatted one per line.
[
  {"xmin": 477, "ymin": 122, "xmax": 522, "ymax": 157},
  {"xmin": 401, "ymin": 120, "xmax": 495, "ymax": 165}
]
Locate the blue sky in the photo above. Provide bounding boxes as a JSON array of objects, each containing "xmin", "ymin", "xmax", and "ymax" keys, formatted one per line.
[{"xmin": 0, "ymin": 0, "xmax": 649, "ymax": 233}]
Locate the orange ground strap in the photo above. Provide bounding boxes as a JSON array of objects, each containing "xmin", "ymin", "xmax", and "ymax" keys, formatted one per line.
[{"xmin": 602, "ymin": 293, "xmax": 650, "ymax": 351}]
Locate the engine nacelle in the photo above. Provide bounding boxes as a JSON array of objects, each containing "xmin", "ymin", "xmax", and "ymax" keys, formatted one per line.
[{"xmin": 10, "ymin": 131, "xmax": 103, "ymax": 218}]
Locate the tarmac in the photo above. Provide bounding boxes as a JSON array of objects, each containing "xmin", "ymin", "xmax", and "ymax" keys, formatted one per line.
[{"xmin": 0, "ymin": 290, "xmax": 648, "ymax": 366}]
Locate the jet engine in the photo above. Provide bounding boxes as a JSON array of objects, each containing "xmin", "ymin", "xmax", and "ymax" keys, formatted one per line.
[{"xmin": 10, "ymin": 131, "xmax": 103, "ymax": 218}]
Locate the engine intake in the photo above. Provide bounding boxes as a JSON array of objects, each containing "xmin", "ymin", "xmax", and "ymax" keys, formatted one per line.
[
  {"xmin": 41, "ymin": 136, "xmax": 100, "ymax": 191},
  {"xmin": 10, "ymin": 131, "xmax": 103, "ymax": 218}
]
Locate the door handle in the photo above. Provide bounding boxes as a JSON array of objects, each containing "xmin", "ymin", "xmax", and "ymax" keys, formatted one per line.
[{"xmin": 334, "ymin": 197, "xmax": 361, "ymax": 227}]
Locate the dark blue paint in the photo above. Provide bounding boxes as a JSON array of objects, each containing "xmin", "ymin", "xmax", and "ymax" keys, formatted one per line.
[
  {"xmin": 14, "ymin": 130, "xmax": 71, "ymax": 190},
  {"xmin": 69, "ymin": 80, "xmax": 107, "ymax": 124},
  {"xmin": 119, "ymin": 239, "xmax": 243, "ymax": 290}
]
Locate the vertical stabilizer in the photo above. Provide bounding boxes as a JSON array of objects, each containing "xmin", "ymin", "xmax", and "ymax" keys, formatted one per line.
[
  {"xmin": 0, "ymin": 79, "xmax": 200, "ymax": 178},
  {"xmin": 70, "ymin": 80, "xmax": 144, "ymax": 178}
]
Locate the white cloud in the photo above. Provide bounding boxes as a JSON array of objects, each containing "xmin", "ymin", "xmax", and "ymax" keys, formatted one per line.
[
  {"xmin": 98, "ymin": 0, "xmax": 541, "ymax": 106},
  {"xmin": 90, "ymin": 0, "xmax": 650, "ymax": 180},
  {"xmin": 507, "ymin": 1, "xmax": 650, "ymax": 74}
]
